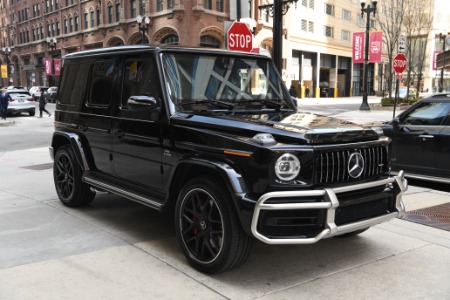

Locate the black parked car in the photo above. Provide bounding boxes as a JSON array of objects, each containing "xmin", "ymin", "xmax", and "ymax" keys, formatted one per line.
[
  {"xmin": 382, "ymin": 94, "xmax": 450, "ymax": 183},
  {"xmin": 50, "ymin": 45, "xmax": 407, "ymax": 273}
]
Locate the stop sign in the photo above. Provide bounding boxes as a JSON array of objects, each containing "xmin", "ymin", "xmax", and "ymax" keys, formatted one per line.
[
  {"xmin": 393, "ymin": 53, "xmax": 407, "ymax": 73},
  {"xmin": 227, "ymin": 22, "xmax": 253, "ymax": 52}
]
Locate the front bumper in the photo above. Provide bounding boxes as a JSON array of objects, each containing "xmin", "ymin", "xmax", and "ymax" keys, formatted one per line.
[{"xmin": 251, "ymin": 171, "xmax": 407, "ymax": 244}]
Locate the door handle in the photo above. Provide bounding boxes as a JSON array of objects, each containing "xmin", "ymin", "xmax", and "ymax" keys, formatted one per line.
[
  {"xmin": 418, "ymin": 134, "xmax": 433, "ymax": 139},
  {"xmin": 117, "ymin": 129, "xmax": 124, "ymax": 138}
]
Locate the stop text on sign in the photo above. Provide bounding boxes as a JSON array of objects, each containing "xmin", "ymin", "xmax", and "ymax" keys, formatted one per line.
[
  {"xmin": 393, "ymin": 60, "xmax": 406, "ymax": 69},
  {"xmin": 229, "ymin": 33, "xmax": 251, "ymax": 50}
]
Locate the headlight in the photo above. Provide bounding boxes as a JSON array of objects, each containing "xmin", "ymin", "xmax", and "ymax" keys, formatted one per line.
[{"xmin": 275, "ymin": 153, "xmax": 301, "ymax": 181}]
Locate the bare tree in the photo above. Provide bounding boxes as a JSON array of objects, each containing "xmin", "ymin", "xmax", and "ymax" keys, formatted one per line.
[
  {"xmin": 403, "ymin": 0, "xmax": 433, "ymax": 98},
  {"xmin": 376, "ymin": 0, "xmax": 406, "ymax": 97}
]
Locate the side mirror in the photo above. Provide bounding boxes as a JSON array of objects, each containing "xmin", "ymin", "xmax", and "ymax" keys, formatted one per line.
[
  {"xmin": 392, "ymin": 117, "xmax": 401, "ymax": 129},
  {"xmin": 127, "ymin": 95, "xmax": 159, "ymax": 110}
]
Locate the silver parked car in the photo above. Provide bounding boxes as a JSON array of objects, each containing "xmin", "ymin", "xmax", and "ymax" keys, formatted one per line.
[
  {"xmin": 45, "ymin": 86, "xmax": 58, "ymax": 103},
  {"xmin": 7, "ymin": 89, "xmax": 36, "ymax": 116}
]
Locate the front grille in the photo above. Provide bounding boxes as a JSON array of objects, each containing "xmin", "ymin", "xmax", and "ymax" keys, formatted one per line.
[
  {"xmin": 258, "ymin": 210, "xmax": 325, "ymax": 238},
  {"xmin": 315, "ymin": 146, "xmax": 388, "ymax": 184}
]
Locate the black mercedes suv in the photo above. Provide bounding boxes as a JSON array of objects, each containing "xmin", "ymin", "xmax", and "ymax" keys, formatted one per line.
[{"xmin": 50, "ymin": 45, "xmax": 407, "ymax": 273}]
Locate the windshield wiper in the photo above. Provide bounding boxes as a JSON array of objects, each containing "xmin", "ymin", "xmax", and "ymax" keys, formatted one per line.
[
  {"xmin": 234, "ymin": 99, "xmax": 284, "ymax": 109},
  {"xmin": 178, "ymin": 99, "xmax": 235, "ymax": 109}
]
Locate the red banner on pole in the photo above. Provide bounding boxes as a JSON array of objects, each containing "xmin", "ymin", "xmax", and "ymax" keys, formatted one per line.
[
  {"xmin": 44, "ymin": 58, "xmax": 61, "ymax": 76},
  {"xmin": 369, "ymin": 31, "xmax": 383, "ymax": 63},
  {"xmin": 352, "ymin": 32, "xmax": 364, "ymax": 64},
  {"xmin": 433, "ymin": 51, "xmax": 441, "ymax": 70}
]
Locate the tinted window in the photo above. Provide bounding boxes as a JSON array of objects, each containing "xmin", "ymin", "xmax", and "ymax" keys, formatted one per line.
[
  {"xmin": 88, "ymin": 60, "xmax": 119, "ymax": 106},
  {"xmin": 119, "ymin": 57, "xmax": 160, "ymax": 120},
  {"xmin": 403, "ymin": 102, "xmax": 450, "ymax": 126},
  {"xmin": 59, "ymin": 61, "xmax": 86, "ymax": 105}
]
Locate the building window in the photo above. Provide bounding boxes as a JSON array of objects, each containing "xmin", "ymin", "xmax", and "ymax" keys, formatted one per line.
[
  {"xmin": 342, "ymin": 9, "xmax": 351, "ymax": 21},
  {"xmin": 64, "ymin": 19, "xmax": 68, "ymax": 34},
  {"xmin": 308, "ymin": 21, "xmax": 314, "ymax": 33},
  {"xmin": 84, "ymin": 12, "xmax": 88, "ymax": 28},
  {"xmin": 324, "ymin": 26, "xmax": 334, "ymax": 38},
  {"xmin": 357, "ymin": 15, "xmax": 364, "ymax": 26},
  {"xmin": 204, "ymin": 0, "xmax": 212, "ymax": 10},
  {"xmin": 69, "ymin": 17, "xmax": 73, "ymax": 32},
  {"xmin": 342, "ymin": 30, "xmax": 350, "ymax": 41},
  {"xmin": 302, "ymin": 0, "xmax": 307, "ymax": 7},
  {"xmin": 301, "ymin": 20, "xmax": 307, "ymax": 32},
  {"xmin": 157, "ymin": 0, "xmax": 163, "ymax": 11},
  {"xmin": 47, "ymin": 24, "xmax": 51, "ymax": 37},
  {"xmin": 108, "ymin": 5, "xmax": 113, "ymax": 23},
  {"xmin": 168, "ymin": 0, "xmax": 174, "ymax": 9},
  {"xmin": 90, "ymin": 10, "xmax": 94, "ymax": 27},
  {"xmin": 131, "ymin": 0, "xmax": 136, "ymax": 18},
  {"xmin": 75, "ymin": 16, "xmax": 79, "ymax": 31},
  {"xmin": 115, "ymin": 3, "xmax": 120, "ymax": 22},
  {"xmin": 161, "ymin": 34, "xmax": 179, "ymax": 45},
  {"xmin": 200, "ymin": 35, "xmax": 220, "ymax": 48},
  {"xmin": 325, "ymin": 4, "xmax": 334, "ymax": 16},
  {"xmin": 97, "ymin": 8, "xmax": 101, "ymax": 25},
  {"xmin": 57, "ymin": 21, "xmax": 60, "ymax": 35},
  {"xmin": 309, "ymin": 0, "xmax": 314, "ymax": 9},
  {"xmin": 216, "ymin": 0, "xmax": 223, "ymax": 12},
  {"xmin": 139, "ymin": 0, "xmax": 145, "ymax": 15}
]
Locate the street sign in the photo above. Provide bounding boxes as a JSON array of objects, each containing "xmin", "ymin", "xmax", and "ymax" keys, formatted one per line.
[
  {"xmin": 393, "ymin": 53, "xmax": 407, "ymax": 73},
  {"xmin": 227, "ymin": 22, "xmax": 252, "ymax": 52},
  {"xmin": 398, "ymin": 35, "xmax": 407, "ymax": 53}
]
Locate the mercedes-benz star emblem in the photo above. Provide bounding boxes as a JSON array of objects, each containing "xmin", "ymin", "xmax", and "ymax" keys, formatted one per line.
[{"xmin": 348, "ymin": 152, "xmax": 364, "ymax": 178}]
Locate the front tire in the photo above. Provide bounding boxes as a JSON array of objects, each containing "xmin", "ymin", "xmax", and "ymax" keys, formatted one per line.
[
  {"xmin": 175, "ymin": 177, "xmax": 253, "ymax": 273},
  {"xmin": 53, "ymin": 145, "xmax": 95, "ymax": 207}
]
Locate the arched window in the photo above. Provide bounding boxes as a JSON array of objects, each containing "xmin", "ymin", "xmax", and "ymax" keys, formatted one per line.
[
  {"xmin": 161, "ymin": 34, "xmax": 179, "ymax": 45},
  {"xmin": 200, "ymin": 35, "xmax": 220, "ymax": 48}
]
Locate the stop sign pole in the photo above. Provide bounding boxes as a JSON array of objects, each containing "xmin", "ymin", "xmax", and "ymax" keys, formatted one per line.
[
  {"xmin": 227, "ymin": 22, "xmax": 253, "ymax": 52},
  {"xmin": 392, "ymin": 53, "xmax": 407, "ymax": 118}
]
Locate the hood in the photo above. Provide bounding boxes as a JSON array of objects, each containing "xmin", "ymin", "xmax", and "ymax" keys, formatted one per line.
[{"xmin": 173, "ymin": 110, "xmax": 380, "ymax": 145}]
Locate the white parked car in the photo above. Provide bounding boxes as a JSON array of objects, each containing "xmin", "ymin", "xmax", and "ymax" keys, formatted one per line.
[
  {"xmin": 7, "ymin": 89, "xmax": 36, "ymax": 116},
  {"xmin": 29, "ymin": 86, "xmax": 49, "ymax": 98}
]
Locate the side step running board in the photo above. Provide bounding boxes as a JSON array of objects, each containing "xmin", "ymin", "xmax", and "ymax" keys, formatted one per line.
[{"xmin": 83, "ymin": 175, "xmax": 163, "ymax": 211}]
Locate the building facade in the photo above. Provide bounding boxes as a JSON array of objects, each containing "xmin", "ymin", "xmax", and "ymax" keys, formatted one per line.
[{"xmin": 0, "ymin": 0, "xmax": 230, "ymax": 88}]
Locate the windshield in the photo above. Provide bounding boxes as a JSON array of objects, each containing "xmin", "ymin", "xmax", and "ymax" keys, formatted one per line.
[{"xmin": 161, "ymin": 53, "xmax": 293, "ymax": 114}]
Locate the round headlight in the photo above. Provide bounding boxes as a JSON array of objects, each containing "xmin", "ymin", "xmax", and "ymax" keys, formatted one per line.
[{"xmin": 274, "ymin": 153, "xmax": 301, "ymax": 181}]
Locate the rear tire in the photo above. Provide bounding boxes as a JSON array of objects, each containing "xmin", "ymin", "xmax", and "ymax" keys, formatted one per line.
[
  {"xmin": 29, "ymin": 110, "xmax": 35, "ymax": 116},
  {"xmin": 53, "ymin": 145, "xmax": 95, "ymax": 207},
  {"xmin": 175, "ymin": 177, "xmax": 253, "ymax": 273}
]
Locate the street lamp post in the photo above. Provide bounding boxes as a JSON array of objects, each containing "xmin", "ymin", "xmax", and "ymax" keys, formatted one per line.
[
  {"xmin": 2, "ymin": 46, "xmax": 11, "ymax": 87},
  {"xmin": 359, "ymin": 0, "xmax": 377, "ymax": 111},
  {"xmin": 258, "ymin": 0, "xmax": 298, "ymax": 73},
  {"xmin": 136, "ymin": 15, "xmax": 150, "ymax": 45},
  {"xmin": 436, "ymin": 32, "xmax": 449, "ymax": 93},
  {"xmin": 47, "ymin": 37, "xmax": 57, "ymax": 87}
]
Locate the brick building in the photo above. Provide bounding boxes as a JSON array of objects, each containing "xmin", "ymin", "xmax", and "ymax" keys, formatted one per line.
[{"xmin": 0, "ymin": 0, "xmax": 230, "ymax": 88}]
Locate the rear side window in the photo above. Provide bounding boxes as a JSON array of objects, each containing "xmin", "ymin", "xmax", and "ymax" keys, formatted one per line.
[
  {"xmin": 88, "ymin": 60, "xmax": 119, "ymax": 106},
  {"xmin": 59, "ymin": 61, "xmax": 85, "ymax": 105}
]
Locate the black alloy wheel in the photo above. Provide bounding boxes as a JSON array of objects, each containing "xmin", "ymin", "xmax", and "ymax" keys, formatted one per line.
[
  {"xmin": 53, "ymin": 145, "xmax": 95, "ymax": 207},
  {"xmin": 175, "ymin": 177, "xmax": 253, "ymax": 273}
]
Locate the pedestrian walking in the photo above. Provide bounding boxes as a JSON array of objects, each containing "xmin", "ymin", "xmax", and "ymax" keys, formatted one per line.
[
  {"xmin": 289, "ymin": 85, "xmax": 297, "ymax": 98},
  {"xmin": 0, "ymin": 88, "xmax": 11, "ymax": 120},
  {"xmin": 305, "ymin": 87, "xmax": 310, "ymax": 97},
  {"xmin": 39, "ymin": 89, "xmax": 51, "ymax": 118}
]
